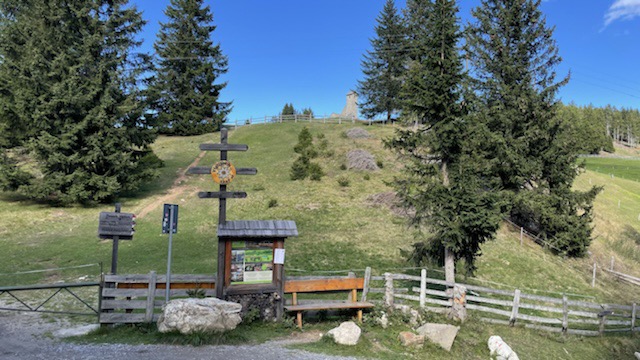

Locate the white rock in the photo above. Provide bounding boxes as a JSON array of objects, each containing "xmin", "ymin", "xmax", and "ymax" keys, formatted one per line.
[
  {"xmin": 378, "ymin": 313, "xmax": 389, "ymax": 329},
  {"xmin": 634, "ymin": 352, "xmax": 640, "ymax": 360},
  {"xmin": 53, "ymin": 324, "xmax": 99, "ymax": 338},
  {"xmin": 416, "ymin": 323, "xmax": 460, "ymax": 352},
  {"xmin": 326, "ymin": 321, "xmax": 361, "ymax": 346},
  {"xmin": 157, "ymin": 298, "xmax": 242, "ymax": 334},
  {"xmin": 488, "ymin": 335, "xmax": 519, "ymax": 360}
]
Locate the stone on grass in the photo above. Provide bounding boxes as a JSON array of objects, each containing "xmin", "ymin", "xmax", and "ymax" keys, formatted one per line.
[
  {"xmin": 398, "ymin": 331, "xmax": 425, "ymax": 348},
  {"xmin": 416, "ymin": 323, "xmax": 460, "ymax": 352},
  {"xmin": 396, "ymin": 304, "xmax": 421, "ymax": 326},
  {"xmin": 635, "ymin": 352, "xmax": 640, "ymax": 360},
  {"xmin": 326, "ymin": 321, "xmax": 361, "ymax": 346},
  {"xmin": 53, "ymin": 324, "xmax": 99, "ymax": 338},
  {"xmin": 157, "ymin": 298, "xmax": 242, "ymax": 334},
  {"xmin": 488, "ymin": 336, "xmax": 519, "ymax": 360},
  {"xmin": 377, "ymin": 312, "xmax": 389, "ymax": 329}
]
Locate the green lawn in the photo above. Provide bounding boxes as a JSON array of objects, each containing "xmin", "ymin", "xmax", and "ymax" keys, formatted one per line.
[{"xmin": 584, "ymin": 157, "xmax": 640, "ymax": 183}]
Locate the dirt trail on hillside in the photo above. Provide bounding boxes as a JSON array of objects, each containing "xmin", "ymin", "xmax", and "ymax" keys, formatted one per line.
[{"xmin": 136, "ymin": 151, "xmax": 207, "ymax": 219}]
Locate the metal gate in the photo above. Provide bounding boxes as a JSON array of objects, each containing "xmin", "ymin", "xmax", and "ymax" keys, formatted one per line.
[{"xmin": 0, "ymin": 281, "xmax": 101, "ymax": 318}]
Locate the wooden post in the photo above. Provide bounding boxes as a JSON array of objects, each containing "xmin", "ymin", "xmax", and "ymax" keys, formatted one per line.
[
  {"xmin": 509, "ymin": 289, "xmax": 521, "ymax": 326},
  {"xmin": 562, "ymin": 295, "xmax": 568, "ymax": 334},
  {"xmin": 110, "ymin": 203, "xmax": 121, "ymax": 275},
  {"xmin": 520, "ymin": 227, "xmax": 524, "ymax": 246},
  {"xmin": 592, "ymin": 262, "xmax": 597, "ymax": 287},
  {"xmin": 145, "ymin": 271, "xmax": 157, "ymax": 323},
  {"xmin": 361, "ymin": 267, "xmax": 371, "ymax": 302},
  {"xmin": 599, "ymin": 314, "xmax": 606, "ymax": 335},
  {"xmin": 347, "ymin": 272, "xmax": 355, "ymax": 301},
  {"xmin": 384, "ymin": 273, "xmax": 394, "ymax": 309},
  {"xmin": 419, "ymin": 269, "xmax": 427, "ymax": 308},
  {"xmin": 632, "ymin": 303, "xmax": 637, "ymax": 332}
]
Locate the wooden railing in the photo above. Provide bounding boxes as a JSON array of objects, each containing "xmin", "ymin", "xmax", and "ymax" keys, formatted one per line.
[{"xmin": 376, "ymin": 271, "xmax": 639, "ymax": 336}]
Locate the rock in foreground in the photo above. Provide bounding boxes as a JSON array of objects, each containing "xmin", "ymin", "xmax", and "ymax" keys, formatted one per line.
[
  {"xmin": 326, "ymin": 321, "xmax": 361, "ymax": 346},
  {"xmin": 157, "ymin": 298, "xmax": 242, "ymax": 334},
  {"xmin": 416, "ymin": 323, "xmax": 460, "ymax": 352}
]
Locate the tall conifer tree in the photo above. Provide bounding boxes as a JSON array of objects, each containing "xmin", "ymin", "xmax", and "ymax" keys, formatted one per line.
[
  {"xmin": 466, "ymin": 0, "xmax": 599, "ymax": 256},
  {"xmin": 148, "ymin": 0, "xmax": 231, "ymax": 136},
  {"xmin": 388, "ymin": 0, "xmax": 503, "ymax": 276},
  {"xmin": 357, "ymin": 0, "xmax": 406, "ymax": 122},
  {"xmin": 0, "ymin": 0, "xmax": 160, "ymax": 205}
]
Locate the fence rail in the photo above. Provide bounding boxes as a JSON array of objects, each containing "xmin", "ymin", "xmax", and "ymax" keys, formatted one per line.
[
  {"xmin": 226, "ymin": 114, "xmax": 392, "ymax": 128},
  {"xmin": 377, "ymin": 271, "xmax": 638, "ymax": 336}
]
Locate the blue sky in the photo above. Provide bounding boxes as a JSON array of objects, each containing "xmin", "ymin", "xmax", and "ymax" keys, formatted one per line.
[{"xmin": 132, "ymin": 0, "xmax": 640, "ymax": 122}]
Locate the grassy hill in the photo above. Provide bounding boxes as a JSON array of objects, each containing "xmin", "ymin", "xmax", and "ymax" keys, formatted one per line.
[{"xmin": 1, "ymin": 122, "xmax": 639, "ymax": 358}]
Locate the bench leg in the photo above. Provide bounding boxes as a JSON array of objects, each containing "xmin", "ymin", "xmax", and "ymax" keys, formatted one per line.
[
  {"xmin": 357, "ymin": 309, "xmax": 363, "ymax": 323},
  {"xmin": 296, "ymin": 311, "xmax": 303, "ymax": 329}
]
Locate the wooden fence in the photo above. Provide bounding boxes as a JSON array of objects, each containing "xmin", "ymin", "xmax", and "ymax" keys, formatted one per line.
[
  {"xmin": 228, "ymin": 114, "xmax": 392, "ymax": 128},
  {"xmin": 375, "ymin": 271, "xmax": 639, "ymax": 336},
  {"xmin": 99, "ymin": 269, "xmax": 639, "ymax": 336},
  {"xmin": 99, "ymin": 272, "xmax": 215, "ymax": 324}
]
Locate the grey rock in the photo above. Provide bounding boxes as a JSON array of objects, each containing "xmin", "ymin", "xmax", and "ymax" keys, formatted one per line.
[
  {"xmin": 416, "ymin": 323, "xmax": 460, "ymax": 352},
  {"xmin": 634, "ymin": 352, "xmax": 639, "ymax": 360},
  {"xmin": 377, "ymin": 312, "xmax": 389, "ymax": 329},
  {"xmin": 395, "ymin": 304, "xmax": 421, "ymax": 326},
  {"xmin": 157, "ymin": 297, "xmax": 242, "ymax": 334},
  {"xmin": 326, "ymin": 321, "xmax": 361, "ymax": 346},
  {"xmin": 53, "ymin": 324, "xmax": 99, "ymax": 338}
]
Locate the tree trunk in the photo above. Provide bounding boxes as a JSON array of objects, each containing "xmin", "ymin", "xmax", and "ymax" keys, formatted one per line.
[{"xmin": 444, "ymin": 247, "xmax": 455, "ymax": 284}]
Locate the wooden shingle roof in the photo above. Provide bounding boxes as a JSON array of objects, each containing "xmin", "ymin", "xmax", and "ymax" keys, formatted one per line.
[{"xmin": 217, "ymin": 220, "xmax": 298, "ymax": 238}]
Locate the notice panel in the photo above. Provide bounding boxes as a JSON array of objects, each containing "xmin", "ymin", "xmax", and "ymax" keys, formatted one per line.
[{"xmin": 230, "ymin": 241, "xmax": 274, "ymax": 284}]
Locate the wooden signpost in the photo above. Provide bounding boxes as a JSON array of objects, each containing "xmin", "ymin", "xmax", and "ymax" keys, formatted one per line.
[
  {"xmin": 188, "ymin": 128, "xmax": 297, "ymax": 320},
  {"xmin": 188, "ymin": 128, "xmax": 257, "ymax": 298}
]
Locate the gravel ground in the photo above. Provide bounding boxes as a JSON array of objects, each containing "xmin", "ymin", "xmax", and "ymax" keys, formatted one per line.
[{"xmin": 0, "ymin": 310, "xmax": 359, "ymax": 360}]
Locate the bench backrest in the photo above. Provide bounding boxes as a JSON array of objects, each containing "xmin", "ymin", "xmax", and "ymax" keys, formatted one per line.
[{"xmin": 284, "ymin": 278, "xmax": 364, "ymax": 294}]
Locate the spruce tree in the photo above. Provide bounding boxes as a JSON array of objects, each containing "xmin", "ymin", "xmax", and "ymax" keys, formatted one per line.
[
  {"xmin": 388, "ymin": 0, "xmax": 503, "ymax": 276},
  {"xmin": 0, "ymin": 0, "xmax": 161, "ymax": 205},
  {"xmin": 466, "ymin": 0, "xmax": 600, "ymax": 256},
  {"xmin": 357, "ymin": 0, "xmax": 406, "ymax": 122},
  {"xmin": 149, "ymin": 0, "xmax": 231, "ymax": 136}
]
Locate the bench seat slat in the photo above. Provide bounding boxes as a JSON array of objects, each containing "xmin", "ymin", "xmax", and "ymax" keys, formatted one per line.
[{"xmin": 285, "ymin": 302, "xmax": 375, "ymax": 312}]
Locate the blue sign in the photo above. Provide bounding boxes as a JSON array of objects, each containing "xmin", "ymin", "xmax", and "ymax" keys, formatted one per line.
[{"xmin": 162, "ymin": 204, "xmax": 178, "ymax": 234}]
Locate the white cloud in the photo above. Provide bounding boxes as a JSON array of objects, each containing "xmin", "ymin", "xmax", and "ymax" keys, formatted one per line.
[{"xmin": 604, "ymin": 0, "xmax": 640, "ymax": 27}]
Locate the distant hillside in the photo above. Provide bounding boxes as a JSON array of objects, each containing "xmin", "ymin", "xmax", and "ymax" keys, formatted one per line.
[{"xmin": 0, "ymin": 122, "xmax": 638, "ymax": 305}]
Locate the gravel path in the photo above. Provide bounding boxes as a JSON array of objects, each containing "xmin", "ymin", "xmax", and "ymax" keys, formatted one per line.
[{"xmin": 0, "ymin": 310, "xmax": 359, "ymax": 360}]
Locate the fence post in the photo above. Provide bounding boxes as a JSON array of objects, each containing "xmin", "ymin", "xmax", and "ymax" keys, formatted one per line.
[
  {"xmin": 592, "ymin": 262, "xmax": 596, "ymax": 288},
  {"xmin": 339, "ymin": 118, "xmax": 342, "ymax": 125},
  {"xmin": 362, "ymin": 267, "xmax": 371, "ymax": 302},
  {"xmin": 145, "ymin": 271, "xmax": 157, "ymax": 323},
  {"xmin": 419, "ymin": 269, "xmax": 427, "ymax": 308},
  {"xmin": 384, "ymin": 273, "xmax": 394, "ymax": 309},
  {"xmin": 562, "ymin": 295, "xmax": 568, "ymax": 334},
  {"xmin": 509, "ymin": 289, "xmax": 521, "ymax": 326},
  {"xmin": 520, "ymin": 227, "xmax": 523, "ymax": 246},
  {"xmin": 294, "ymin": 114, "xmax": 297, "ymax": 123},
  {"xmin": 611, "ymin": 256, "xmax": 615, "ymax": 271},
  {"xmin": 632, "ymin": 303, "xmax": 637, "ymax": 332}
]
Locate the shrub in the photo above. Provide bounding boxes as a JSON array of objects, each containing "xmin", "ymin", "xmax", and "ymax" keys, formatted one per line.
[
  {"xmin": 337, "ymin": 176, "xmax": 350, "ymax": 187},
  {"xmin": 290, "ymin": 156, "xmax": 308, "ymax": 180},
  {"xmin": 376, "ymin": 159, "xmax": 384, "ymax": 169},
  {"xmin": 308, "ymin": 163, "xmax": 324, "ymax": 181},
  {"xmin": 340, "ymin": 163, "xmax": 347, "ymax": 171},
  {"xmin": 267, "ymin": 199, "xmax": 278, "ymax": 208},
  {"xmin": 363, "ymin": 174, "xmax": 370, "ymax": 181}
]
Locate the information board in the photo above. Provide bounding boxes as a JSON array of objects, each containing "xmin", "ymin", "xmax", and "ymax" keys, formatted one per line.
[
  {"xmin": 98, "ymin": 212, "xmax": 135, "ymax": 240},
  {"xmin": 230, "ymin": 240, "xmax": 274, "ymax": 284}
]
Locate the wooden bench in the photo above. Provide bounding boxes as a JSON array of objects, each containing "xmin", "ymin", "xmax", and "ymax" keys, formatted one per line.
[{"xmin": 284, "ymin": 277, "xmax": 375, "ymax": 328}]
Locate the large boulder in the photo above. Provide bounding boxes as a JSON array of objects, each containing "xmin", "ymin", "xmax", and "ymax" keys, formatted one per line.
[
  {"xmin": 326, "ymin": 321, "xmax": 361, "ymax": 346},
  {"xmin": 416, "ymin": 323, "xmax": 460, "ymax": 352},
  {"xmin": 488, "ymin": 336, "xmax": 519, "ymax": 360},
  {"xmin": 157, "ymin": 298, "xmax": 242, "ymax": 334}
]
